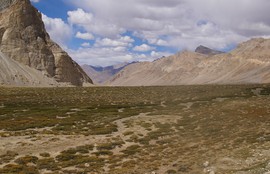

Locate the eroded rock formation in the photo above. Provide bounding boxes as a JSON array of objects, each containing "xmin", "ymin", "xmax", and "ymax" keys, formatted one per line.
[{"xmin": 0, "ymin": 0, "xmax": 93, "ymax": 86}]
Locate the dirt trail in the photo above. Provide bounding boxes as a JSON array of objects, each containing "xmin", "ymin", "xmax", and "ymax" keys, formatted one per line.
[{"xmin": 112, "ymin": 112, "xmax": 150, "ymax": 137}]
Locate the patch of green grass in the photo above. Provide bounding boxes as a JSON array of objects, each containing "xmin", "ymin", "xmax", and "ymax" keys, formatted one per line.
[
  {"xmin": 93, "ymin": 150, "xmax": 113, "ymax": 156},
  {"xmin": 37, "ymin": 158, "xmax": 59, "ymax": 171},
  {"xmin": 121, "ymin": 145, "xmax": 141, "ymax": 156},
  {"xmin": 97, "ymin": 141, "xmax": 124, "ymax": 151},
  {"xmin": 0, "ymin": 164, "xmax": 39, "ymax": 174},
  {"xmin": 54, "ymin": 144, "xmax": 94, "ymax": 165},
  {"xmin": 58, "ymin": 155, "xmax": 105, "ymax": 168},
  {"xmin": 138, "ymin": 122, "xmax": 175, "ymax": 144}
]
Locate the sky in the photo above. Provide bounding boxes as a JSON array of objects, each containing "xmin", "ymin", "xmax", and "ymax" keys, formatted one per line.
[{"xmin": 30, "ymin": 0, "xmax": 270, "ymax": 67}]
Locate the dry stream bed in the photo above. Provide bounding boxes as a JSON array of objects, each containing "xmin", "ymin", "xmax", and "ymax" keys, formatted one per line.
[{"xmin": 0, "ymin": 85, "xmax": 270, "ymax": 174}]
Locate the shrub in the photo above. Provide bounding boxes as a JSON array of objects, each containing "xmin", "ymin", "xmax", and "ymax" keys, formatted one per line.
[
  {"xmin": 121, "ymin": 145, "xmax": 141, "ymax": 156},
  {"xmin": 39, "ymin": 152, "xmax": 50, "ymax": 158},
  {"xmin": 15, "ymin": 155, "xmax": 38, "ymax": 165},
  {"xmin": 37, "ymin": 158, "xmax": 59, "ymax": 171}
]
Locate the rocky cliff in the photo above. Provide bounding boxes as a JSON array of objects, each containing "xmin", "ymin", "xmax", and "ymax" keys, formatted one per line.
[
  {"xmin": 0, "ymin": 51, "xmax": 60, "ymax": 86},
  {"xmin": 0, "ymin": 0, "xmax": 93, "ymax": 86}
]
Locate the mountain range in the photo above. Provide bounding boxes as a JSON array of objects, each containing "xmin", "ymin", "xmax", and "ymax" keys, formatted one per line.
[
  {"xmin": 108, "ymin": 38, "xmax": 270, "ymax": 86},
  {"xmin": 81, "ymin": 46, "xmax": 226, "ymax": 85},
  {"xmin": 82, "ymin": 62, "xmax": 136, "ymax": 84}
]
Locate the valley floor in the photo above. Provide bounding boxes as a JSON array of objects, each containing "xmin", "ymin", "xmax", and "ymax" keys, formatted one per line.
[{"xmin": 0, "ymin": 85, "xmax": 270, "ymax": 174}]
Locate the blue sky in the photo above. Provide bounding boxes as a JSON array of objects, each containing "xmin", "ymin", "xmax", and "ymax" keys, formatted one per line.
[{"xmin": 30, "ymin": 0, "xmax": 270, "ymax": 66}]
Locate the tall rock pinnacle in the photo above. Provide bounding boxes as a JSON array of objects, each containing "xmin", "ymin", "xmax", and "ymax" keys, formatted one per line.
[{"xmin": 0, "ymin": 0, "xmax": 93, "ymax": 86}]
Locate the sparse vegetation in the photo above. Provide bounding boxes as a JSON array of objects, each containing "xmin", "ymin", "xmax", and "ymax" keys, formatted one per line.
[
  {"xmin": 37, "ymin": 158, "xmax": 59, "ymax": 171},
  {"xmin": 39, "ymin": 152, "xmax": 50, "ymax": 158},
  {"xmin": 0, "ymin": 151, "xmax": 18, "ymax": 164},
  {"xmin": 121, "ymin": 145, "xmax": 141, "ymax": 156},
  {"xmin": 15, "ymin": 155, "xmax": 39, "ymax": 165},
  {"xmin": 0, "ymin": 85, "xmax": 270, "ymax": 173}
]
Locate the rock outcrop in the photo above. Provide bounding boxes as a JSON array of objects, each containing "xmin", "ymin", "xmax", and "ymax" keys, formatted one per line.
[
  {"xmin": 109, "ymin": 38, "xmax": 270, "ymax": 86},
  {"xmin": 0, "ymin": 51, "xmax": 61, "ymax": 86},
  {"xmin": 195, "ymin": 45, "xmax": 224, "ymax": 55},
  {"xmin": 0, "ymin": 0, "xmax": 93, "ymax": 86}
]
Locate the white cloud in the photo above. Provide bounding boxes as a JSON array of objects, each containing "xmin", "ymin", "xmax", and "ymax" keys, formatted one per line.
[
  {"xmin": 42, "ymin": 14, "xmax": 72, "ymax": 47},
  {"xmin": 67, "ymin": 46, "xmax": 171, "ymax": 66},
  {"xmin": 94, "ymin": 36, "xmax": 134, "ymax": 47},
  {"xmin": 66, "ymin": 35, "xmax": 138, "ymax": 66},
  {"xmin": 75, "ymin": 32, "xmax": 94, "ymax": 40},
  {"xmin": 68, "ymin": 47, "xmax": 134, "ymax": 66},
  {"xmin": 120, "ymin": 36, "xmax": 135, "ymax": 43},
  {"xmin": 81, "ymin": 42, "xmax": 91, "ymax": 47},
  {"xmin": 40, "ymin": 0, "xmax": 270, "ymax": 66},
  {"xmin": 67, "ymin": 0, "xmax": 270, "ymax": 50},
  {"xmin": 150, "ymin": 51, "xmax": 171, "ymax": 59},
  {"xmin": 114, "ymin": 47, "xmax": 126, "ymax": 52},
  {"xmin": 133, "ymin": 44, "xmax": 155, "ymax": 52},
  {"xmin": 67, "ymin": 8, "xmax": 93, "ymax": 26},
  {"xmin": 67, "ymin": 8, "xmax": 125, "ymax": 38},
  {"xmin": 148, "ymin": 39, "xmax": 169, "ymax": 46},
  {"xmin": 187, "ymin": 0, "xmax": 270, "ymax": 36},
  {"xmin": 95, "ymin": 38, "xmax": 125, "ymax": 47},
  {"xmin": 30, "ymin": 0, "xmax": 40, "ymax": 2}
]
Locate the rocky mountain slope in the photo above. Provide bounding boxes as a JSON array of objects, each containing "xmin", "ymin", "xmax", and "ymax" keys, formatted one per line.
[
  {"xmin": 109, "ymin": 38, "xmax": 270, "ymax": 86},
  {"xmin": 82, "ymin": 62, "xmax": 136, "ymax": 84},
  {"xmin": 0, "ymin": 0, "xmax": 93, "ymax": 86},
  {"xmin": 0, "ymin": 51, "xmax": 61, "ymax": 86}
]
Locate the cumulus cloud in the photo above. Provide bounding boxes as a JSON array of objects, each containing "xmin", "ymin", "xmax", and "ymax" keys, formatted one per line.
[
  {"xmin": 67, "ymin": 8, "xmax": 93, "ymax": 26},
  {"xmin": 75, "ymin": 32, "xmax": 95, "ymax": 40},
  {"xmin": 66, "ymin": 35, "xmax": 137, "ymax": 66},
  {"xmin": 81, "ymin": 42, "xmax": 91, "ymax": 47},
  {"xmin": 68, "ymin": 47, "xmax": 134, "ymax": 66},
  {"xmin": 187, "ymin": 0, "xmax": 270, "ymax": 36},
  {"xmin": 67, "ymin": 8, "xmax": 125, "ymax": 38},
  {"xmin": 40, "ymin": 0, "xmax": 270, "ymax": 66},
  {"xmin": 67, "ymin": 0, "xmax": 270, "ymax": 50},
  {"xmin": 150, "ymin": 51, "xmax": 171, "ymax": 59},
  {"xmin": 94, "ymin": 36, "xmax": 134, "ymax": 47},
  {"xmin": 42, "ymin": 14, "xmax": 72, "ymax": 47},
  {"xmin": 133, "ymin": 44, "xmax": 155, "ymax": 52},
  {"xmin": 68, "ymin": 46, "xmax": 170, "ymax": 66}
]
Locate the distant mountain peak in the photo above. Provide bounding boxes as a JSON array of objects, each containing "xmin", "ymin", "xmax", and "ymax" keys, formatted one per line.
[
  {"xmin": 195, "ymin": 45, "xmax": 224, "ymax": 55},
  {"xmin": 82, "ymin": 62, "xmax": 137, "ymax": 84}
]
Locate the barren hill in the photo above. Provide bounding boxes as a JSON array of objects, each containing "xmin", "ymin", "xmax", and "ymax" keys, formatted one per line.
[
  {"xmin": 0, "ymin": 0, "xmax": 93, "ymax": 86},
  {"xmin": 109, "ymin": 38, "xmax": 270, "ymax": 86}
]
